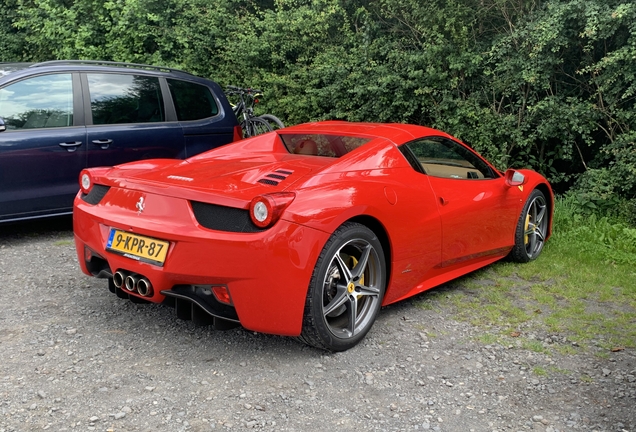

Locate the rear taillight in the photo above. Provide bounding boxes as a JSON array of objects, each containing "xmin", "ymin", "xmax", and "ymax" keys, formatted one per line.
[
  {"xmin": 79, "ymin": 169, "xmax": 92, "ymax": 194},
  {"xmin": 212, "ymin": 285, "xmax": 233, "ymax": 305},
  {"xmin": 249, "ymin": 192, "xmax": 296, "ymax": 229},
  {"xmin": 233, "ymin": 125, "xmax": 243, "ymax": 141}
]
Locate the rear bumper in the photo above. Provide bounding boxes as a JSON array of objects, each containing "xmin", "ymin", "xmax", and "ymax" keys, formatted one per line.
[{"xmin": 73, "ymin": 195, "xmax": 329, "ymax": 336}]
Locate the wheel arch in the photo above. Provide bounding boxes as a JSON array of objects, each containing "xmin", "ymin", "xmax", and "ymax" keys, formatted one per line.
[
  {"xmin": 346, "ymin": 214, "xmax": 392, "ymax": 293},
  {"xmin": 532, "ymin": 182, "xmax": 554, "ymax": 239}
]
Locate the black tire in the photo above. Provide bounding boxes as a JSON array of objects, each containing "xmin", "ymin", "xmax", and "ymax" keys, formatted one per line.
[
  {"xmin": 298, "ymin": 222, "xmax": 386, "ymax": 351},
  {"xmin": 258, "ymin": 114, "xmax": 285, "ymax": 130},
  {"xmin": 242, "ymin": 116, "xmax": 272, "ymax": 137},
  {"xmin": 509, "ymin": 189, "xmax": 549, "ymax": 263}
]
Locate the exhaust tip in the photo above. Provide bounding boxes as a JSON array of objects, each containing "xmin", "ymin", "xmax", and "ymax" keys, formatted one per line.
[
  {"xmin": 124, "ymin": 274, "xmax": 140, "ymax": 292},
  {"xmin": 136, "ymin": 278, "xmax": 153, "ymax": 297},
  {"xmin": 113, "ymin": 270, "xmax": 128, "ymax": 289}
]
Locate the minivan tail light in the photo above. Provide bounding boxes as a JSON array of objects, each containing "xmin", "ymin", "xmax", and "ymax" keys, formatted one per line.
[{"xmin": 233, "ymin": 125, "xmax": 243, "ymax": 141}]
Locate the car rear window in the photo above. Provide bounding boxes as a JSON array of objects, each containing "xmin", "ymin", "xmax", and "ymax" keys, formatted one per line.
[
  {"xmin": 167, "ymin": 79, "xmax": 219, "ymax": 121},
  {"xmin": 279, "ymin": 134, "xmax": 371, "ymax": 157}
]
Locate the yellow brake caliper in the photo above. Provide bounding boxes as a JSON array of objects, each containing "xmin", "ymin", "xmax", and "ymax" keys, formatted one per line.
[
  {"xmin": 524, "ymin": 214, "xmax": 531, "ymax": 244},
  {"xmin": 349, "ymin": 256, "xmax": 364, "ymax": 298}
]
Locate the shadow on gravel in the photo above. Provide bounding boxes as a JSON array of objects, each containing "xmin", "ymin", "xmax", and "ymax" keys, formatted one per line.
[{"xmin": 0, "ymin": 216, "xmax": 73, "ymax": 240}]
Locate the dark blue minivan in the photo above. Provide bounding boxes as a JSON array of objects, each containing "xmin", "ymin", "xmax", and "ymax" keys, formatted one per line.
[{"xmin": 0, "ymin": 61, "xmax": 242, "ymax": 223}]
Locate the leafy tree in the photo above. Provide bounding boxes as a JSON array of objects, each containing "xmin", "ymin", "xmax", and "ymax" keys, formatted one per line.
[
  {"xmin": 5, "ymin": 0, "xmax": 636, "ymax": 217},
  {"xmin": 0, "ymin": 0, "xmax": 24, "ymax": 60}
]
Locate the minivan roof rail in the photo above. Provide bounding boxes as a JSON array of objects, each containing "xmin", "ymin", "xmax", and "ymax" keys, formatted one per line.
[{"xmin": 29, "ymin": 60, "xmax": 192, "ymax": 74}]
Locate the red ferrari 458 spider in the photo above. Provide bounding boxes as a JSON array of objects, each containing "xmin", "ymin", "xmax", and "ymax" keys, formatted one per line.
[{"xmin": 74, "ymin": 121, "xmax": 553, "ymax": 351}]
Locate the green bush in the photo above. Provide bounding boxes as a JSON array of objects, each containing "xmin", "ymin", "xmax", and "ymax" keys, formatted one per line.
[
  {"xmin": 4, "ymin": 0, "xmax": 635, "ymax": 220},
  {"xmin": 554, "ymin": 195, "xmax": 636, "ymax": 264}
]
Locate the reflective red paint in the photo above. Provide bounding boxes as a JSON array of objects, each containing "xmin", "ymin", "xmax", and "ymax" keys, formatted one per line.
[{"xmin": 74, "ymin": 121, "xmax": 553, "ymax": 349}]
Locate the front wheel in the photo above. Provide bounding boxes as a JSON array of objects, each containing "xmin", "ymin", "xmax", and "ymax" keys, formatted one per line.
[
  {"xmin": 299, "ymin": 222, "xmax": 386, "ymax": 351},
  {"xmin": 258, "ymin": 114, "xmax": 285, "ymax": 130},
  {"xmin": 509, "ymin": 189, "xmax": 549, "ymax": 262}
]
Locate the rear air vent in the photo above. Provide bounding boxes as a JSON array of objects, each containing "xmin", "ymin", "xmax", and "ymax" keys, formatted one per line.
[
  {"xmin": 257, "ymin": 169, "xmax": 294, "ymax": 186},
  {"xmin": 266, "ymin": 173, "xmax": 286, "ymax": 180},
  {"xmin": 80, "ymin": 184, "xmax": 110, "ymax": 205},
  {"xmin": 190, "ymin": 201, "xmax": 265, "ymax": 233},
  {"xmin": 257, "ymin": 179, "xmax": 279, "ymax": 186}
]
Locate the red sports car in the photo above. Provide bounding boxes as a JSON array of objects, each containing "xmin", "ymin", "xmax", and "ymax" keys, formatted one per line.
[{"xmin": 74, "ymin": 121, "xmax": 553, "ymax": 351}]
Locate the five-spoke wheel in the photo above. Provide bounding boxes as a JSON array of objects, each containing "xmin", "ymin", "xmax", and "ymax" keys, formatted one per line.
[
  {"xmin": 510, "ymin": 189, "xmax": 549, "ymax": 262},
  {"xmin": 299, "ymin": 222, "xmax": 386, "ymax": 351}
]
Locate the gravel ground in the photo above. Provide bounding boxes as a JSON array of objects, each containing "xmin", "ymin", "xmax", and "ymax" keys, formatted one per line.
[{"xmin": 0, "ymin": 218, "xmax": 634, "ymax": 432}]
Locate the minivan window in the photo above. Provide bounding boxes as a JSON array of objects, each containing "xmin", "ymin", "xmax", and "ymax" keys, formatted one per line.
[
  {"xmin": 0, "ymin": 74, "xmax": 73, "ymax": 130},
  {"xmin": 167, "ymin": 79, "xmax": 219, "ymax": 121},
  {"xmin": 87, "ymin": 73, "xmax": 164, "ymax": 125}
]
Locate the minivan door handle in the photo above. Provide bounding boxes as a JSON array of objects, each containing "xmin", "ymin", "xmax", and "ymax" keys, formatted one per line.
[
  {"xmin": 91, "ymin": 139, "xmax": 113, "ymax": 150},
  {"xmin": 58, "ymin": 141, "xmax": 83, "ymax": 152}
]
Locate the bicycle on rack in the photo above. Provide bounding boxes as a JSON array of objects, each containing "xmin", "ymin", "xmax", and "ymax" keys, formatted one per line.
[{"xmin": 225, "ymin": 85, "xmax": 285, "ymax": 138}]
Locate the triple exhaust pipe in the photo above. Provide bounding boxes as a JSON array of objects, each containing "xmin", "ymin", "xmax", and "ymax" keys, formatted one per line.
[{"xmin": 113, "ymin": 270, "xmax": 153, "ymax": 297}]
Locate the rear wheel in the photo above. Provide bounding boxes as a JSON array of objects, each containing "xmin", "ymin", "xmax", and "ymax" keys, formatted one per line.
[
  {"xmin": 299, "ymin": 222, "xmax": 386, "ymax": 351},
  {"xmin": 258, "ymin": 114, "xmax": 285, "ymax": 130},
  {"xmin": 510, "ymin": 189, "xmax": 549, "ymax": 262},
  {"xmin": 242, "ymin": 117, "xmax": 272, "ymax": 137}
]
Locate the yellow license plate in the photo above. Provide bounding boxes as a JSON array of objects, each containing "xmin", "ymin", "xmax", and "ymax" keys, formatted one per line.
[{"xmin": 106, "ymin": 229, "xmax": 169, "ymax": 266}]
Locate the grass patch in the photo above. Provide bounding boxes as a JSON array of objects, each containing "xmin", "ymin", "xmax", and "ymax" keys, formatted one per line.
[
  {"xmin": 533, "ymin": 366, "xmax": 548, "ymax": 376},
  {"xmin": 476, "ymin": 334, "xmax": 501, "ymax": 345},
  {"xmin": 435, "ymin": 195, "xmax": 636, "ymax": 354},
  {"xmin": 54, "ymin": 240, "xmax": 73, "ymax": 246},
  {"xmin": 521, "ymin": 338, "xmax": 549, "ymax": 354},
  {"xmin": 580, "ymin": 374, "xmax": 594, "ymax": 383}
]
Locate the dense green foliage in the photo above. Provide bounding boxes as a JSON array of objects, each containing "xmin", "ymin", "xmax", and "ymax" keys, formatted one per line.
[{"xmin": 3, "ymin": 0, "xmax": 635, "ymax": 215}]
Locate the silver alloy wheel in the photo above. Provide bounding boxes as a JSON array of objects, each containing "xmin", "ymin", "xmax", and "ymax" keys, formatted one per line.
[
  {"xmin": 321, "ymin": 238, "xmax": 382, "ymax": 339},
  {"xmin": 523, "ymin": 194, "xmax": 548, "ymax": 259}
]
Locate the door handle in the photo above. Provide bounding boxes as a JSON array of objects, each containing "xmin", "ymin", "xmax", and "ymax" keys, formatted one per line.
[
  {"xmin": 439, "ymin": 197, "xmax": 449, "ymax": 206},
  {"xmin": 58, "ymin": 141, "xmax": 82, "ymax": 152},
  {"xmin": 91, "ymin": 139, "xmax": 113, "ymax": 149}
]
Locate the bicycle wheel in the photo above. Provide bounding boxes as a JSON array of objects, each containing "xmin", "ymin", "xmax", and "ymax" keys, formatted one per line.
[
  {"xmin": 242, "ymin": 116, "xmax": 273, "ymax": 137},
  {"xmin": 258, "ymin": 114, "xmax": 285, "ymax": 130}
]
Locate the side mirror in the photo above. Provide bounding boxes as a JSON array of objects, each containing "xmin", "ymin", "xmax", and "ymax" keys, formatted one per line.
[
  {"xmin": 504, "ymin": 169, "xmax": 526, "ymax": 187},
  {"xmin": 0, "ymin": 117, "xmax": 5, "ymax": 132}
]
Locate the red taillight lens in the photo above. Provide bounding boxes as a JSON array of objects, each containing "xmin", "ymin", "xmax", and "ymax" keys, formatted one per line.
[
  {"xmin": 211, "ymin": 285, "xmax": 233, "ymax": 305},
  {"xmin": 233, "ymin": 125, "xmax": 243, "ymax": 141},
  {"xmin": 249, "ymin": 192, "xmax": 296, "ymax": 229},
  {"xmin": 84, "ymin": 246, "xmax": 93, "ymax": 261},
  {"xmin": 79, "ymin": 169, "xmax": 92, "ymax": 194}
]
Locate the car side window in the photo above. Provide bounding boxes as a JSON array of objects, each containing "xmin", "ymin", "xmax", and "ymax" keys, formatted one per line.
[
  {"xmin": 87, "ymin": 73, "xmax": 165, "ymax": 125},
  {"xmin": 0, "ymin": 74, "xmax": 73, "ymax": 130},
  {"xmin": 402, "ymin": 138, "xmax": 495, "ymax": 179},
  {"xmin": 167, "ymin": 79, "xmax": 219, "ymax": 121}
]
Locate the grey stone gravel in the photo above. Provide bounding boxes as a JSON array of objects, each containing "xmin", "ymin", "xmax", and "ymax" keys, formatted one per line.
[{"xmin": 0, "ymin": 218, "xmax": 634, "ymax": 431}]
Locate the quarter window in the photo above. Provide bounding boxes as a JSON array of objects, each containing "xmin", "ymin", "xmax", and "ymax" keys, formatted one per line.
[
  {"xmin": 0, "ymin": 74, "xmax": 73, "ymax": 130},
  {"xmin": 87, "ymin": 74, "xmax": 164, "ymax": 125},
  {"xmin": 167, "ymin": 79, "xmax": 218, "ymax": 121},
  {"xmin": 401, "ymin": 138, "xmax": 495, "ymax": 179}
]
